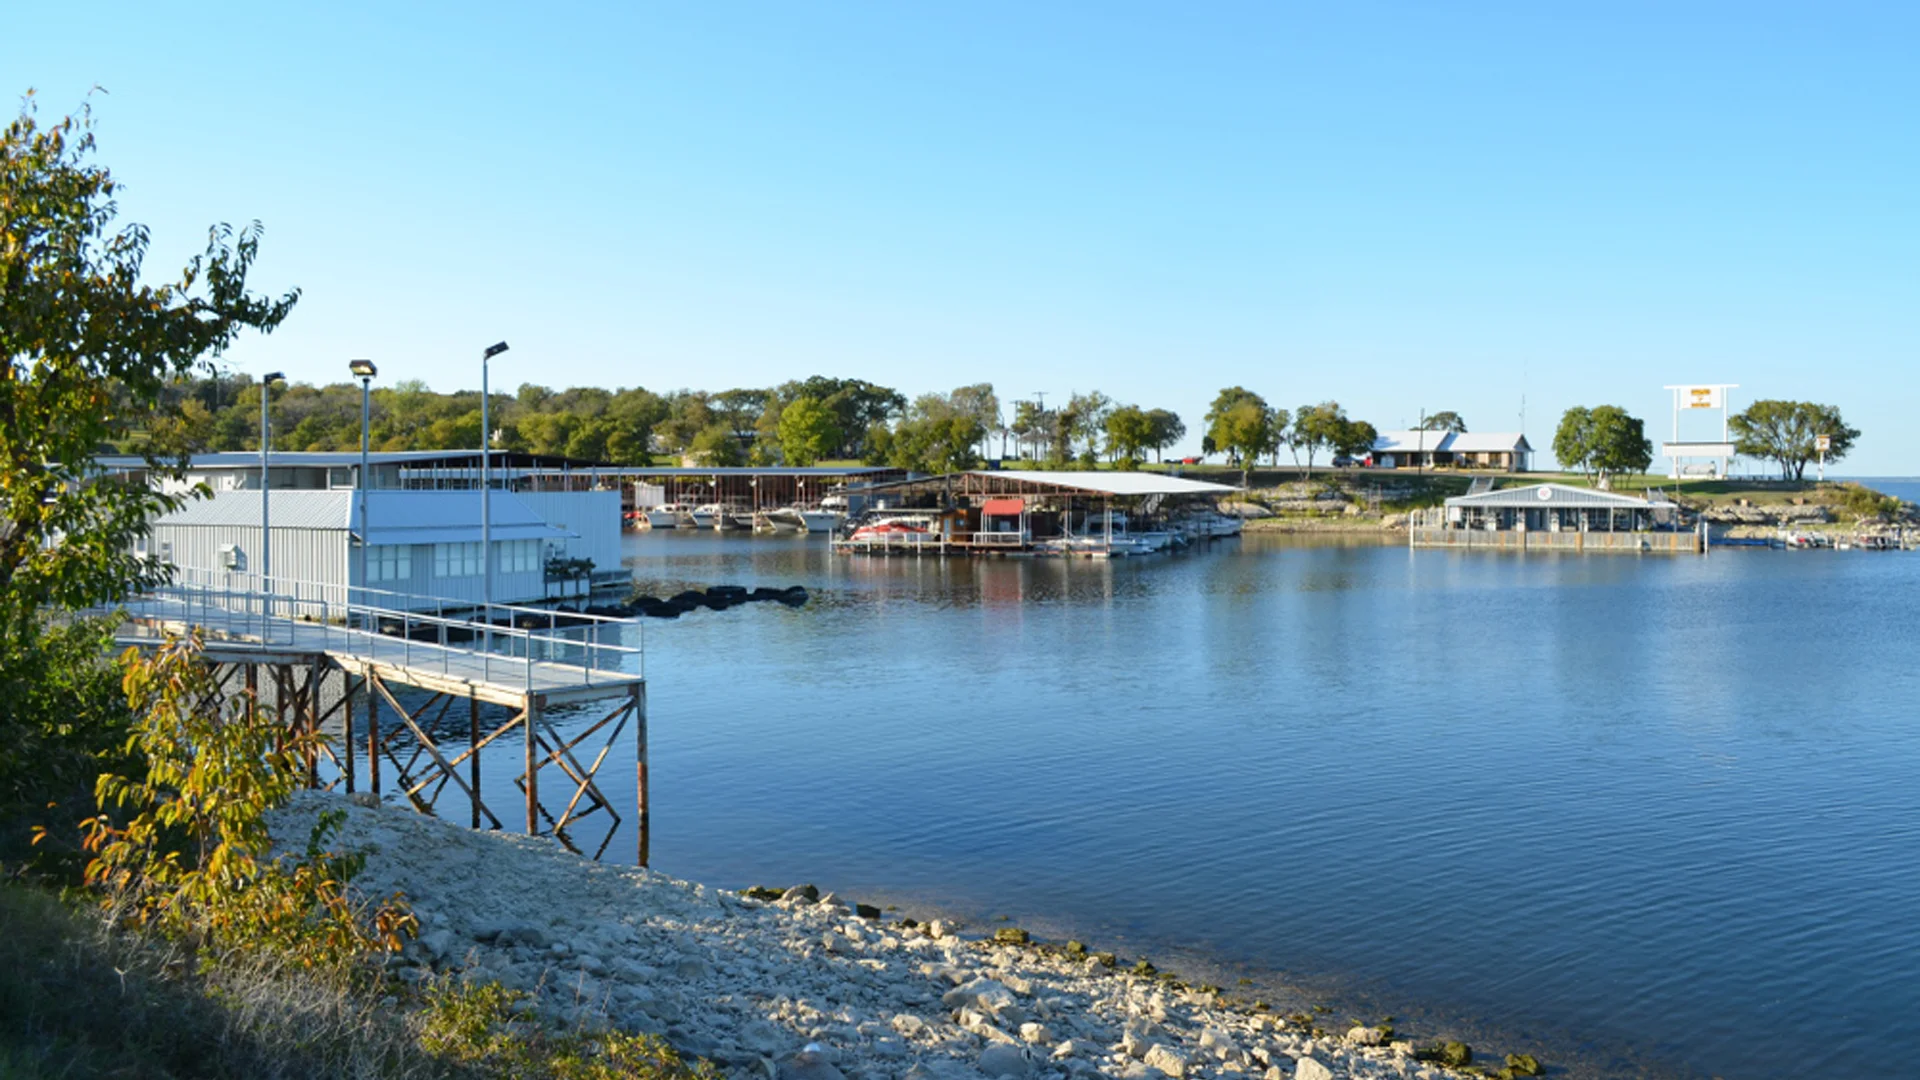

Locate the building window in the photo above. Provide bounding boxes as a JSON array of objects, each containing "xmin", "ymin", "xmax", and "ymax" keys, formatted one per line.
[
  {"xmin": 369, "ymin": 544, "xmax": 413, "ymax": 582},
  {"xmin": 499, "ymin": 539, "xmax": 539, "ymax": 574},
  {"xmin": 433, "ymin": 541, "xmax": 483, "ymax": 578}
]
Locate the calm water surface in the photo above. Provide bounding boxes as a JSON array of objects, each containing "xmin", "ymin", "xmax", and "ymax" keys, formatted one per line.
[{"xmin": 471, "ymin": 531, "xmax": 1919, "ymax": 1080}]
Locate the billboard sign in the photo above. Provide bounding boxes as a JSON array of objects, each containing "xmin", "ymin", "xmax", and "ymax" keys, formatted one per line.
[{"xmin": 1684, "ymin": 386, "xmax": 1723, "ymax": 409}]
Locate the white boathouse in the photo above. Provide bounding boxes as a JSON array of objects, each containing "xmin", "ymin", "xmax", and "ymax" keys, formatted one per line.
[{"xmin": 105, "ymin": 451, "xmax": 624, "ymax": 609}]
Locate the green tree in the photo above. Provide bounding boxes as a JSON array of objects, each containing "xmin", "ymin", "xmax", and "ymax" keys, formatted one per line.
[
  {"xmin": 1292, "ymin": 401, "xmax": 1350, "ymax": 478},
  {"xmin": 1203, "ymin": 387, "xmax": 1264, "ymax": 460},
  {"xmin": 777, "ymin": 396, "xmax": 842, "ymax": 466},
  {"xmin": 688, "ymin": 423, "xmax": 744, "ymax": 466},
  {"xmin": 1420, "ymin": 410, "xmax": 1467, "ymax": 432},
  {"xmin": 0, "ymin": 100, "xmax": 297, "ymax": 633},
  {"xmin": 1104, "ymin": 406, "xmax": 1155, "ymax": 470},
  {"xmin": 1729, "ymin": 400, "xmax": 1859, "ymax": 480},
  {"xmin": 1214, "ymin": 400, "xmax": 1274, "ymax": 486},
  {"xmin": 1334, "ymin": 419, "xmax": 1379, "ymax": 461},
  {"xmin": 1554, "ymin": 405, "xmax": 1651, "ymax": 484},
  {"xmin": 1144, "ymin": 408, "xmax": 1185, "ymax": 463},
  {"xmin": 1065, "ymin": 390, "xmax": 1113, "ymax": 460}
]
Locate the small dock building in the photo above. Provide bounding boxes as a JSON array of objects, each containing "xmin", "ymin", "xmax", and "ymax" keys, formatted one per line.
[{"xmin": 1410, "ymin": 482, "xmax": 1703, "ymax": 553}]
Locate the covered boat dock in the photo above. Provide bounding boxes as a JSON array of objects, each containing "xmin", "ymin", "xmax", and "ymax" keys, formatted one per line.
[{"xmin": 834, "ymin": 470, "xmax": 1243, "ymax": 556}]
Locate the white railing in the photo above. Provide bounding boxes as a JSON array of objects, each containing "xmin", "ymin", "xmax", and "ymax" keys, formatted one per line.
[{"xmin": 115, "ymin": 566, "xmax": 644, "ymax": 690}]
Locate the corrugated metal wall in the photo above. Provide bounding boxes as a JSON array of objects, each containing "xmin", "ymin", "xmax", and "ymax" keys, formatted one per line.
[
  {"xmin": 149, "ymin": 523, "xmax": 349, "ymax": 618},
  {"xmin": 516, "ymin": 490, "xmax": 622, "ymax": 572},
  {"xmin": 151, "ymin": 494, "xmax": 612, "ymax": 613}
]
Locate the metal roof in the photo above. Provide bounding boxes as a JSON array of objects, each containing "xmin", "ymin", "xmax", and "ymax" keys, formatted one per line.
[
  {"xmin": 1371, "ymin": 431, "xmax": 1531, "ymax": 454},
  {"xmin": 152, "ymin": 490, "xmax": 574, "ymax": 541},
  {"xmin": 607, "ymin": 466, "xmax": 901, "ymax": 478},
  {"xmin": 1444, "ymin": 483, "xmax": 1660, "ymax": 509},
  {"xmin": 971, "ymin": 470, "xmax": 1240, "ymax": 496},
  {"xmin": 98, "ymin": 450, "xmax": 593, "ymax": 470}
]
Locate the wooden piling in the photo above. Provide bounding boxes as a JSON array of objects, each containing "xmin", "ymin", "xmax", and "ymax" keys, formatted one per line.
[
  {"xmin": 343, "ymin": 673, "xmax": 356, "ymax": 793},
  {"xmin": 635, "ymin": 681, "xmax": 649, "ymax": 867},
  {"xmin": 368, "ymin": 672, "xmax": 381, "ymax": 794},
  {"xmin": 469, "ymin": 691, "xmax": 481, "ymax": 829},
  {"xmin": 525, "ymin": 693, "xmax": 544, "ymax": 836}
]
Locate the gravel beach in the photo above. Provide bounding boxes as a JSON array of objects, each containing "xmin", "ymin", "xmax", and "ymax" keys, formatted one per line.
[{"xmin": 268, "ymin": 792, "xmax": 1472, "ymax": 1080}]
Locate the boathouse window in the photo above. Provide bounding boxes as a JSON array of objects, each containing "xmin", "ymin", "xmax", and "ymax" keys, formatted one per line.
[
  {"xmin": 433, "ymin": 541, "xmax": 483, "ymax": 578},
  {"xmin": 499, "ymin": 539, "xmax": 539, "ymax": 574},
  {"xmin": 369, "ymin": 544, "xmax": 413, "ymax": 582}
]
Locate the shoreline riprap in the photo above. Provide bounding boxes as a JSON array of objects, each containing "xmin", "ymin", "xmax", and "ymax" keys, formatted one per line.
[{"xmin": 268, "ymin": 792, "xmax": 1504, "ymax": 1080}]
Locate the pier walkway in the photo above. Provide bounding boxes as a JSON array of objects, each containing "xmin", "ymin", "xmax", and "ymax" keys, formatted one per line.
[{"xmin": 106, "ymin": 570, "xmax": 651, "ymax": 862}]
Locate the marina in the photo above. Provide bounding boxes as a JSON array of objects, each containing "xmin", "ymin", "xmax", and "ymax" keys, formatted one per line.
[{"xmin": 829, "ymin": 469, "xmax": 1243, "ymax": 557}]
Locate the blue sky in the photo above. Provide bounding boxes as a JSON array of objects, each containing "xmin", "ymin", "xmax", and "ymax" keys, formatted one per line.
[{"xmin": 10, "ymin": 2, "xmax": 1916, "ymax": 471}]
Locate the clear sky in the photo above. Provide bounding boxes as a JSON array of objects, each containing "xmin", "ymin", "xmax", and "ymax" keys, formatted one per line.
[{"xmin": 10, "ymin": 2, "xmax": 1916, "ymax": 471}]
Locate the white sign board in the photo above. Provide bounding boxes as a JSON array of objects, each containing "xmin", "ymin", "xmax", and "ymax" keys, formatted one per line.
[
  {"xmin": 1816, "ymin": 434, "xmax": 1832, "ymax": 452},
  {"xmin": 1683, "ymin": 386, "xmax": 1724, "ymax": 409}
]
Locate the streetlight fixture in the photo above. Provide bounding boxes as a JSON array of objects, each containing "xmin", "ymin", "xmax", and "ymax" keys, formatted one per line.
[
  {"xmin": 480, "ymin": 342, "xmax": 509, "ymax": 609},
  {"xmin": 259, "ymin": 372, "xmax": 285, "ymax": 619},
  {"xmin": 350, "ymin": 360, "xmax": 378, "ymax": 619}
]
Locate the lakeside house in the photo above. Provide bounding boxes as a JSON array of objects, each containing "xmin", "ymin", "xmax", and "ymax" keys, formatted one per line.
[
  {"xmin": 1369, "ymin": 431, "xmax": 1533, "ymax": 471},
  {"xmin": 100, "ymin": 451, "xmax": 624, "ymax": 610}
]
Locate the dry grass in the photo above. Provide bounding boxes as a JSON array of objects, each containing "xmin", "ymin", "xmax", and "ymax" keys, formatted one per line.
[
  {"xmin": 0, "ymin": 883, "xmax": 716, "ymax": 1080},
  {"xmin": 0, "ymin": 883, "xmax": 441, "ymax": 1080}
]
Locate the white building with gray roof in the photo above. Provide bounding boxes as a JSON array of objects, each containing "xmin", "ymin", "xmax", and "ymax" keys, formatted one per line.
[{"xmin": 114, "ymin": 452, "xmax": 623, "ymax": 610}]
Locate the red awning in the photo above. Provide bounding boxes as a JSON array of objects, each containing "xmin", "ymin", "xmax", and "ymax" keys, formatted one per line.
[{"xmin": 981, "ymin": 498, "xmax": 1025, "ymax": 516}]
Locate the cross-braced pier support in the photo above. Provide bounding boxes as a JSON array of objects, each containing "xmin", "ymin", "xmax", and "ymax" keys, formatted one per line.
[{"xmin": 123, "ymin": 640, "xmax": 650, "ymax": 864}]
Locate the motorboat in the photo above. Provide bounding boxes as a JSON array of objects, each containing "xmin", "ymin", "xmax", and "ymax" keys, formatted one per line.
[
  {"xmin": 641, "ymin": 503, "xmax": 694, "ymax": 529},
  {"xmin": 1079, "ymin": 510, "xmax": 1170, "ymax": 553},
  {"xmin": 765, "ymin": 506, "xmax": 847, "ymax": 533},
  {"xmin": 848, "ymin": 516, "xmax": 934, "ymax": 541}
]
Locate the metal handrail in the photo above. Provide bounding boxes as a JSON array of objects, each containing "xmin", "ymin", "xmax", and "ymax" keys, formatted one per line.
[{"xmin": 120, "ymin": 565, "xmax": 644, "ymax": 688}]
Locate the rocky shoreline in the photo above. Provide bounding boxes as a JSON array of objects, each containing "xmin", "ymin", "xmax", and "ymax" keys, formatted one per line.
[{"xmin": 269, "ymin": 792, "xmax": 1501, "ymax": 1080}]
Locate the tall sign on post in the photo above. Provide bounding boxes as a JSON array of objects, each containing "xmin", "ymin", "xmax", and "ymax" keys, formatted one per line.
[
  {"xmin": 1661, "ymin": 383, "xmax": 1739, "ymax": 480},
  {"xmin": 1816, "ymin": 433, "xmax": 1831, "ymax": 482}
]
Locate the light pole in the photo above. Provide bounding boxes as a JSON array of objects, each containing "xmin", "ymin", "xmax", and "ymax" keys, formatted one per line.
[
  {"xmin": 259, "ymin": 372, "xmax": 285, "ymax": 619},
  {"xmin": 350, "ymin": 359, "xmax": 378, "ymax": 618},
  {"xmin": 481, "ymin": 342, "xmax": 509, "ymax": 610}
]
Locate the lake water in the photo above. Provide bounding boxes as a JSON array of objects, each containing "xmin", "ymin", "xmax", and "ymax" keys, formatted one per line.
[{"xmin": 433, "ymin": 528, "xmax": 1920, "ymax": 1080}]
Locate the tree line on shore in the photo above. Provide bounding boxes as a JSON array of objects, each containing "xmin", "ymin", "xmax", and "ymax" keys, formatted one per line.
[{"xmin": 136, "ymin": 374, "xmax": 1200, "ymax": 474}]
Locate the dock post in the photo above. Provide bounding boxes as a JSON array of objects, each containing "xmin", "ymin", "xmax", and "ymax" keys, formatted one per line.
[
  {"xmin": 367, "ymin": 671, "xmax": 381, "ymax": 794},
  {"xmin": 525, "ymin": 693, "xmax": 544, "ymax": 836},
  {"xmin": 273, "ymin": 666, "xmax": 288, "ymax": 754},
  {"xmin": 307, "ymin": 658, "xmax": 322, "ymax": 788},
  {"xmin": 634, "ymin": 681, "xmax": 649, "ymax": 866},
  {"xmin": 469, "ymin": 690, "xmax": 482, "ymax": 829},
  {"xmin": 342, "ymin": 671, "xmax": 356, "ymax": 793}
]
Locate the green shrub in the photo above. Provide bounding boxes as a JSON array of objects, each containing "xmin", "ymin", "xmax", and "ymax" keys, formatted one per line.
[{"xmin": 81, "ymin": 633, "xmax": 413, "ymax": 970}]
